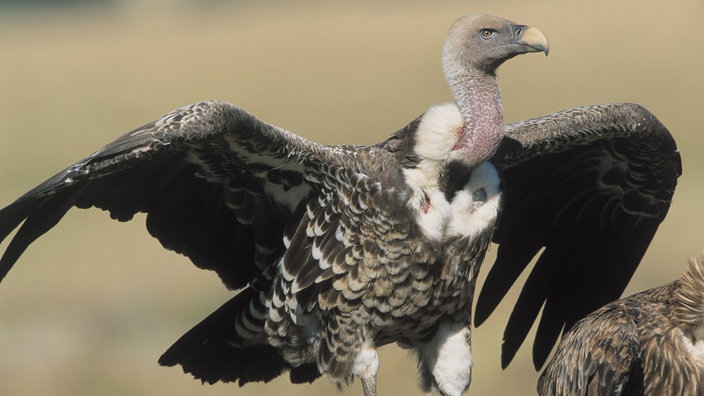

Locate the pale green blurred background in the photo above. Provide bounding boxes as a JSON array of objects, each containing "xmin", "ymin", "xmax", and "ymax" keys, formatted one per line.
[{"xmin": 0, "ymin": 1, "xmax": 702, "ymax": 395}]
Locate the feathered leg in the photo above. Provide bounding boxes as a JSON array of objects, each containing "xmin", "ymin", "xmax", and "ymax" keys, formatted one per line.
[
  {"xmin": 354, "ymin": 346, "xmax": 379, "ymax": 396},
  {"xmin": 418, "ymin": 322, "xmax": 473, "ymax": 396}
]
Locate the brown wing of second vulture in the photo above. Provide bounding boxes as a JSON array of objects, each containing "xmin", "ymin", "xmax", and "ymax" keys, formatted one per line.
[{"xmin": 537, "ymin": 256, "xmax": 704, "ymax": 396}]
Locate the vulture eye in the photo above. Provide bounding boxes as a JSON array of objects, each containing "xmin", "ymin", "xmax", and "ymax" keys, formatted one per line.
[{"xmin": 479, "ymin": 29, "xmax": 495, "ymax": 40}]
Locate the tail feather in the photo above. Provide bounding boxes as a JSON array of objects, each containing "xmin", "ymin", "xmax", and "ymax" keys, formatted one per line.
[{"xmin": 159, "ymin": 287, "xmax": 320, "ymax": 386}]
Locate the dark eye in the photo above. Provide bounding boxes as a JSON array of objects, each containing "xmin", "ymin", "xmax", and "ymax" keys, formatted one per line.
[{"xmin": 479, "ymin": 29, "xmax": 495, "ymax": 40}]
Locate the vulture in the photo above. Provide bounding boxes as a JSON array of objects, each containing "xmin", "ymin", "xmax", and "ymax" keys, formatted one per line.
[
  {"xmin": 0, "ymin": 13, "xmax": 681, "ymax": 396},
  {"xmin": 538, "ymin": 256, "xmax": 704, "ymax": 396}
]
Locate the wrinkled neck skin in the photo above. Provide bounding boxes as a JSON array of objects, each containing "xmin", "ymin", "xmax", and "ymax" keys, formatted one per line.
[{"xmin": 444, "ymin": 51, "xmax": 504, "ymax": 168}]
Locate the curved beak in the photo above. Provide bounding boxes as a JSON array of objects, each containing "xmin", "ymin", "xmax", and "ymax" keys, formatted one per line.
[{"xmin": 518, "ymin": 26, "xmax": 550, "ymax": 56}]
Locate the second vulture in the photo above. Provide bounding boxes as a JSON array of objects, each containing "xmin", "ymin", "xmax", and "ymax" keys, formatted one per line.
[
  {"xmin": 538, "ymin": 256, "xmax": 704, "ymax": 396},
  {"xmin": 0, "ymin": 13, "xmax": 681, "ymax": 396}
]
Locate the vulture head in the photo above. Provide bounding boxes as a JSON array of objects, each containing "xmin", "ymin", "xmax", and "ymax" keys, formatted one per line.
[
  {"xmin": 411, "ymin": 14, "xmax": 548, "ymax": 195},
  {"xmin": 443, "ymin": 14, "xmax": 548, "ymax": 169},
  {"xmin": 443, "ymin": 14, "xmax": 549, "ymax": 75}
]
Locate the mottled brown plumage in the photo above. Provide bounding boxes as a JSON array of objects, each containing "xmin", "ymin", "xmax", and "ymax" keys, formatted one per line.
[{"xmin": 538, "ymin": 256, "xmax": 704, "ymax": 396}]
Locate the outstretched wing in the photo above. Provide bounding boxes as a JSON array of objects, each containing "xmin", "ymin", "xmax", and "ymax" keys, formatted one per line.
[
  {"xmin": 0, "ymin": 100, "xmax": 352, "ymax": 289},
  {"xmin": 474, "ymin": 103, "xmax": 681, "ymax": 368}
]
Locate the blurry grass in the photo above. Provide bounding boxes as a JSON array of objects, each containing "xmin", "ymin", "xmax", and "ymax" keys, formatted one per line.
[{"xmin": 0, "ymin": 1, "xmax": 703, "ymax": 395}]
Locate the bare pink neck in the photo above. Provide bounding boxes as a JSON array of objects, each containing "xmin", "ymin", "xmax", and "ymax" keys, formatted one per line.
[{"xmin": 450, "ymin": 71, "xmax": 504, "ymax": 164}]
